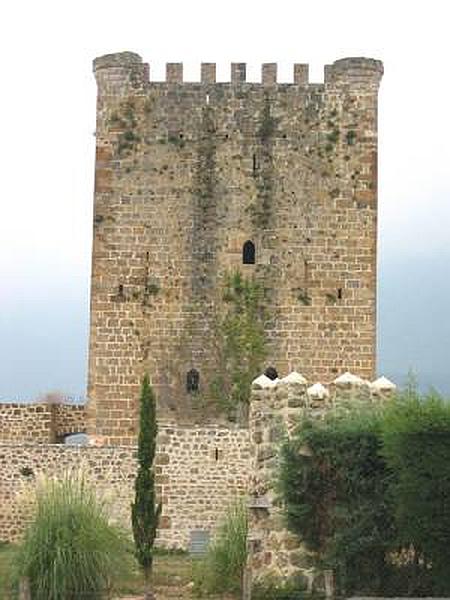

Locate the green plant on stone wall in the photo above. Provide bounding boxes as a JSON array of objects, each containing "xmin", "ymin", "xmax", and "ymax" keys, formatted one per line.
[
  {"xmin": 258, "ymin": 100, "xmax": 277, "ymax": 141},
  {"xmin": 211, "ymin": 271, "xmax": 267, "ymax": 421},
  {"xmin": 114, "ymin": 100, "xmax": 141, "ymax": 157},
  {"xmin": 297, "ymin": 288, "xmax": 311, "ymax": 306},
  {"xmin": 326, "ymin": 128, "xmax": 340, "ymax": 144},
  {"xmin": 250, "ymin": 97, "xmax": 277, "ymax": 229}
]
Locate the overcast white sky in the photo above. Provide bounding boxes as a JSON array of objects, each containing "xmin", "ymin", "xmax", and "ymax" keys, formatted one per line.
[{"xmin": 0, "ymin": 0, "xmax": 449, "ymax": 399}]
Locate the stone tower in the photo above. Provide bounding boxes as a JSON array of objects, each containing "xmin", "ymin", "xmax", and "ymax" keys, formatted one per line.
[{"xmin": 87, "ymin": 52, "xmax": 383, "ymax": 443}]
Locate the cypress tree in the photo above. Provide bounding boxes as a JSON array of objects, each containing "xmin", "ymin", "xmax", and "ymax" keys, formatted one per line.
[{"xmin": 131, "ymin": 374, "xmax": 161, "ymax": 600}]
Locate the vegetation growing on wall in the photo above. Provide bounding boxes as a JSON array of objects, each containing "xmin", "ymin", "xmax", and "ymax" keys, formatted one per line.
[
  {"xmin": 109, "ymin": 100, "xmax": 141, "ymax": 157},
  {"xmin": 250, "ymin": 96, "xmax": 277, "ymax": 229},
  {"xmin": 211, "ymin": 271, "xmax": 267, "ymax": 420},
  {"xmin": 279, "ymin": 389, "xmax": 450, "ymax": 597}
]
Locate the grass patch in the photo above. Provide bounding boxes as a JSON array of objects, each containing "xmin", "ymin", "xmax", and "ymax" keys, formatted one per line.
[
  {"xmin": 0, "ymin": 543, "xmax": 17, "ymax": 598},
  {"xmin": 16, "ymin": 473, "xmax": 135, "ymax": 600}
]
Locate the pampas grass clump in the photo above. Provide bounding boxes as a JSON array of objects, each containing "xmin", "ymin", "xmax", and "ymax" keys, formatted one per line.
[{"xmin": 16, "ymin": 471, "xmax": 134, "ymax": 600}]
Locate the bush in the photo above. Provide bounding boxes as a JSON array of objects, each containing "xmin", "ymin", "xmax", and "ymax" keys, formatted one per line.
[
  {"xmin": 381, "ymin": 390, "xmax": 450, "ymax": 595},
  {"xmin": 251, "ymin": 575, "xmax": 305, "ymax": 599},
  {"xmin": 279, "ymin": 389, "xmax": 450, "ymax": 596},
  {"xmin": 193, "ymin": 498, "xmax": 248, "ymax": 596},
  {"xmin": 280, "ymin": 406, "xmax": 394, "ymax": 595},
  {"xmin": 16, "ymin": 472, "xmax": 134, "ymax": 600}
]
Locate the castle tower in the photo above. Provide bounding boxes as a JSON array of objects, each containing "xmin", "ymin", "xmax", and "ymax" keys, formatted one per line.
[{"xmin": 87, "ymin": 52, "xmax": 383, "ymax": 443}]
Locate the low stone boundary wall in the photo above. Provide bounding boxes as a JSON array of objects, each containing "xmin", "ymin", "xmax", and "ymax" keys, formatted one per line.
[
  {"xmin": 0, "ymin": 423, "xmax": 250, "ymax": 548},
  {"xmin": 0, "ymin": 403, "xmax": 86, "ymax": 443}
]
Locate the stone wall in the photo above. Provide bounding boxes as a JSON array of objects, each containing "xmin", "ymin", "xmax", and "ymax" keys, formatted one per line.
[
  {"xmin": 0, "ymin": 444, "xmax": 135, "ymax": 543},
  {"xmin": 247, "ymin": 371, "xmax": 396, "ymax": 589},
  {"xmin": 88, "ymin": 52, "xmax": 383, "ymax": 443},
  {"xmin": 53, "ymin": 404, "xmax": 87, "ymax": 438},
  {"xmin": 0, "ymin": 403, "xmax": 86, "ymax": 443},
  {"xmin": 0, "ymin": 422, "xmax": 250, "ymax": 547}
]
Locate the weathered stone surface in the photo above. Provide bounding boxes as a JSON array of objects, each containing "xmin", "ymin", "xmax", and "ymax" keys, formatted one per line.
[
  {"xmin": 87, "ymin": 52, "xmax": 383, "ymax": 443},
  {"xmin": 247, "ymin": 373, "xmax": 391, "ymax": 588},
  {"xmin": 0, "ymin": 423, "xmax": 250, "ymax": 548},
  {"xmin": 0, "ymin": 403, "xmax": 86, "ymax": 443}
]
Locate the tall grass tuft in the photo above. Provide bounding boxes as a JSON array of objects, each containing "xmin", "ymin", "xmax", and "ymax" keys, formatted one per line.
[
  {"xmin": 193, "ymin": 498, "xmax": 248, "ymax": 596},
  {"xmin": 16, "ymin": 471, "xmax": 135, "ymax": 600}
]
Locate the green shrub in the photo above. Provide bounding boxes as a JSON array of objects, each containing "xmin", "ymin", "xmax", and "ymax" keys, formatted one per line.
[
  {"xmin": 193, "ymin": 498, "xmax": 248, "ymax": 596},
  {"xmin": 381, "ymin": 390, "xmax": 450, "ymax": 595},
  {"xmin": 251, "ymin": 575, "xmax": 305, "ymax": 599},
  {"xmin": 16, "ymin": 472, "xmax": 134, "ymax": 600},
  {"xmin": 279, "ymin": 389, "xmax": 450, "ymax": 596},
  {"xmin": 279, "ymin": 407, "xmax": 393, "ymax": 595}
]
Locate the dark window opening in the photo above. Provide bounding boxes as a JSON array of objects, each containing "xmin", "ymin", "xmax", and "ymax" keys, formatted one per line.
[
  {"xmin": 252, "ymin": 153, "xmax": 258, "ymax": 174},
  {"xmin": 187, "ymin": 368, "xmax": 200, "ymax": 393},
  {"xmin": 118, "ymin": 284, "xmax": 124, "ymax": 296},
  {"xmin": 215, "ymin": 448, "xmax": 219, "ymax": 461},
  {"xmin": 20, "ymin": 466, "xmax": 34, "ymax": 478},
  {"xmin": 337, "ymin": 288, "xmax": 343, "ymax": 300},
  {"xmin": 265, "ymin": 366, "xmax": 279, "ymax": 381},
  {"xmin": 243, "ymin": 240, "xmax": 255, "ymax": 265}
]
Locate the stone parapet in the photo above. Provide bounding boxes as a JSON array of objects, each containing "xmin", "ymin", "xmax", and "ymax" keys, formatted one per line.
[
  {"xmin": 247, "ymin": 370, "xmax": 396, "ymax": 588},
  {"xmin": 0, "ymin": 402, "xmax": 87, "ymax": 443}
]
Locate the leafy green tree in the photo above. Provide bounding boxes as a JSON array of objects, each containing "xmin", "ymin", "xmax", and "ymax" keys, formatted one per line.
[{"xmin": 131, "ymin": 375, "xmax": 161, "ymax": 600}]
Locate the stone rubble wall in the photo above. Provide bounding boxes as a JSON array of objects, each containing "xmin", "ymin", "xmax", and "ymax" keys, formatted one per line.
[
  {"xmin": 0, "ymin": 403, "xmax": 87, "ymax": 443},
  {"xmin": 247, "ymin": 371, "xmax": 395, "ymax": 589},
  {"xmin": 53, "ymin": 404, "xmax": 87, "ymax": 437},
  {"xmin": 0, "ymin": 422, "xmax": 250, "ymax": 547},
  {"xmin": 88, "ymin": 51, "xmax": 383, "ymax": 443}
]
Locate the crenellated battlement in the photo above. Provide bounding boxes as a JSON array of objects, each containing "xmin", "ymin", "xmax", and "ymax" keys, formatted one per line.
[
  {"xmin": 89, "ymin": 49, "xmax": 383, "ymax": 442},
  {"xmin": 93, "ymin": 51, "xmax": 382, "ymax": 89}
]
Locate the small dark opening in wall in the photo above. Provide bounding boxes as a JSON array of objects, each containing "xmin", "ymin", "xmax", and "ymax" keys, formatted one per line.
[
  {"xmin": 118, "ymin": 284, "xmax": 124, "ymax": 296},
  {"xmin": 215, "ymin": 448, "xmax": 219, "ymax": 461},
  {"xmin": 187, "ymin": 368, "xmax": 200, "ymax": 393},
  {"xmin": 265, "ymin": 366, "xmax": 279, "ymax": 381},
  {"xmin": 337, "ymin": 288, "xmax": 343, "ymax": 300},
  {"xmin": 20, "ymin": 466, "xmax": 34, "ymax": 478},
  {"xmin": 252, "ymin": 153, "xmax": 257, "ymax": 174},
  {"xmin": 243, "ymin": 240, "xmax": 255, "ymax": 265},
  {"xmin": 179, "ymin": 133, "xmax": 184, "ymax": 139}
]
